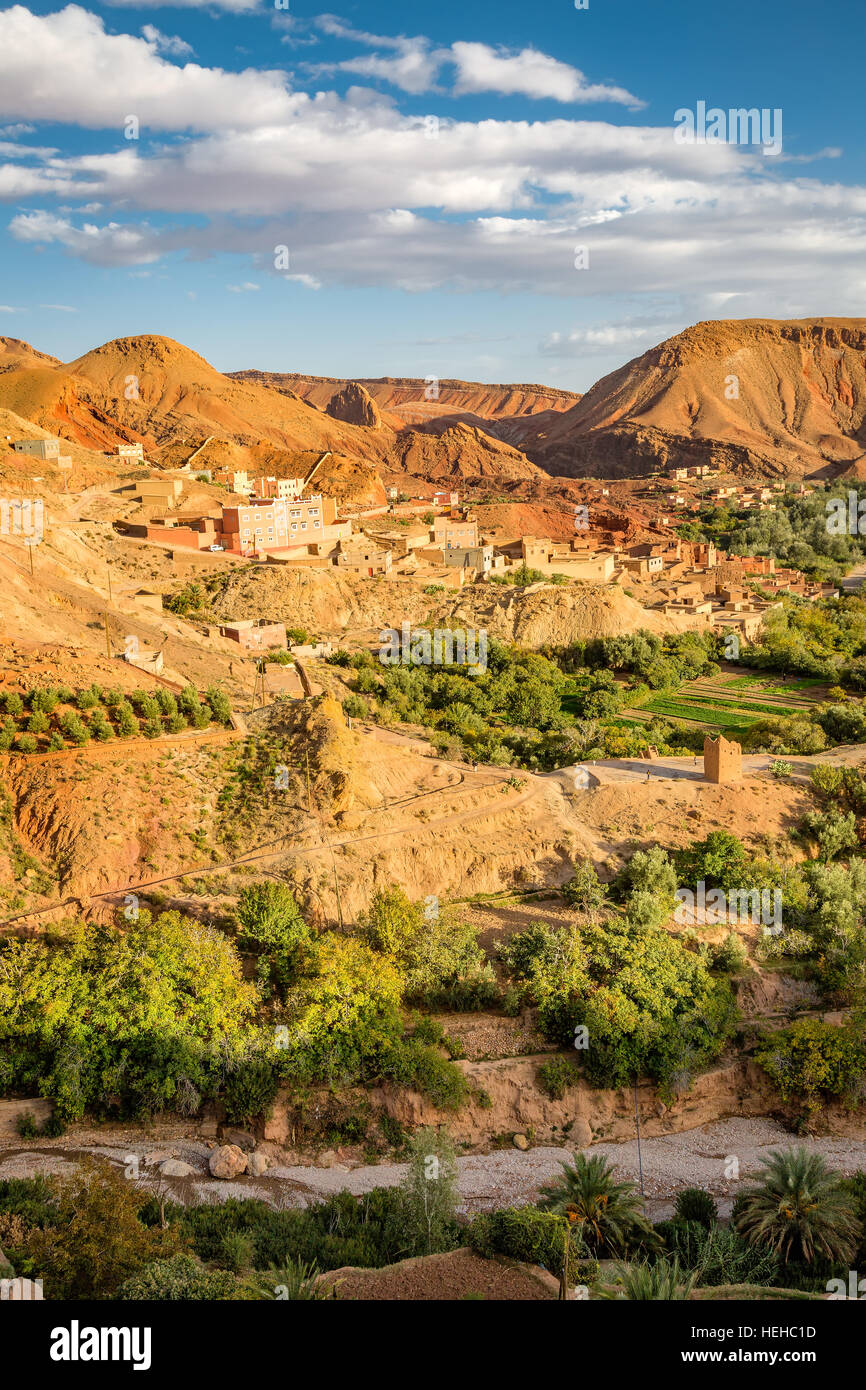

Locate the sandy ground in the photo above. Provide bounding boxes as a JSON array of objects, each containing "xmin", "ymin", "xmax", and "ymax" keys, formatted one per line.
[{"xmin": 2, "ymin": 1118, "xmax": 864, "ymax": 1222}]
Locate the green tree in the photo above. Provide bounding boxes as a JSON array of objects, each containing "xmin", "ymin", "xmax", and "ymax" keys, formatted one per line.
[
  {"xmin": 734, "ymin": 1148, "xmax": 860, "ymax": 1265},
  {"xmin": 235, "ymin": 883, "xmax": 315, "ymax": 998},
  {"xmin": 400, "ymin": 1127, "xmax": 460, "ymax": 1255},
  {"xmin": 538, "ymin": 1152, "xmax": 656, "ymax": 1256}
]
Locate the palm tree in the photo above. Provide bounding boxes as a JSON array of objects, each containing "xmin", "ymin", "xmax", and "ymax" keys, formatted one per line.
[
  {"xmin": 600, "ymin": 1256, "xmax": 696, "ymax": 1301},
  {"xmin": 733, "ymin": 1147, "xmax": 860, "ymax": 1266},
  {"xmin": 538, "ymin": 1152, "xmax": 656, "ymax": 1256}
]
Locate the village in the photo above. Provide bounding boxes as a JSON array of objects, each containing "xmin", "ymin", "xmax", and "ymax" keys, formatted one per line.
[{"xmin": 3, "ymin": 433, "xmax": 833, "ymax": 669}]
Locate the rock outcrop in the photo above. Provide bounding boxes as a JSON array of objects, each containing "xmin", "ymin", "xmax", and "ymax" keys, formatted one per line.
[{"xmin": 325, "ymin": 381, "xmax": 382, "ymax": 429}]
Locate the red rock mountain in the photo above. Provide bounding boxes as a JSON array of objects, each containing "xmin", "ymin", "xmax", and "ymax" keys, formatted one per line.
[{"xmin": 519, "ymin": 318, "xmax": 866, "ymax": 479}]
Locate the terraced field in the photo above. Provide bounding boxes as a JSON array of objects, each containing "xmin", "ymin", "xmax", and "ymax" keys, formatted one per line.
[{"xmin": 623, "ymin": 671, "xmax": 828, "ymax": 732}]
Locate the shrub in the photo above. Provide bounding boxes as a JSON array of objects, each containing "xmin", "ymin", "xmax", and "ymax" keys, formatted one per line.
[
  {"xmin": 47, "ymin": 732, "xmax": 65, "ymax": 752},
  {"xmin": 600, "ymin": 1256, "xmax": 695, "ymax": 1301},
  {"xmin": 22, "ymin": 1161, "xmax": 178, "ymax": 1299},
  {"xmin": 26, "ymin": 711, "xmax": 49, "ymax": 735},
  {"xmin": 536, "ymin": 1055, "xmax": 580, "ymax": 1101},
  {"xmin": 674, "ymin": 1187, "xmax": 718, "ymax": 1229},
  {"xmin": 381, "ymin": 1037, "xmax": 468, "ymax": 1110},
  {"xmin": 15, "ymin": 1111, "xmax": 39, "ymax": 1139},
  {"xmin": 59, "ymin": 711, "xmax": 89, "ymax": 746},
  {"xmin": 116, "ymin": 1253, "xmax": 240, "ymax": 1300},
  {"xmin": 2, "ymin": 693, "xmax": 23, "ymax": 716},
  {"xmin": 221, "ymin": 1039, "xmax": 281, "ymax": 1125},
  {"xmin": 206, "ymin": 686, "xmax": 233, "ymax": 725},
  {"xmin": 755, "ymin": 1019, "xmax": 866, "ymax": 1120},
  {"xmin": 14, "ymin": 734, "xmax": 37, "ymax": 754},
  {"xmin": 468, "ymin": 1205, "xmax": 579, "ymax": 1279}
]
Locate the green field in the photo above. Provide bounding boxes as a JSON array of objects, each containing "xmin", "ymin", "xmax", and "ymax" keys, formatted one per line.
[{"xmin": 627, "ymin": 671, "xmax": 828, "ymax": 733}]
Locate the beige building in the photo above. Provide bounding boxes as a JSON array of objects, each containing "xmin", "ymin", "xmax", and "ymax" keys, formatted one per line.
[
  {"xmin": 221, "ymin": 495, "xmax": 348, "ymax": 554},
  {"xmin": 13, "ymin": 438, "xmax": 60, "ymax": 460},
  {"xmin": 433, "ymin": 518, "xmax": 478, "ymax": 550}
]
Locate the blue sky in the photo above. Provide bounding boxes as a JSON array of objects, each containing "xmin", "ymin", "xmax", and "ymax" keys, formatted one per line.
[{"xmin": 0, "ymin": 0, "xmax": 863, "ymax": 388}]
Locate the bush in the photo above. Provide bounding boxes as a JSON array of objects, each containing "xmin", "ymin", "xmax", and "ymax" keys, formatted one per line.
[
  {"xmin": 755, "ymin": 1019, "xmax": 866, "ymax": 1120},
  {"xmin": 116, "ymin": 1253, "xmax": 240, "ymax": 1300},
  {"xmin": 536, "ymin": 1055, "xmax": 580, "ymax": 1101},
  {"xmin": 468, "ymin": 1206, "xmax": 578, "ymax": 1279},
  {"xmin": 21, "ymin": 1161, "xmax": 178, "ymax": 1299},
  {"xmin": 206, "ymin": 686, "xmax": 233, "ymax": 725},
  {"xmin": 13, "ymin": 734, "xmax": 37, "ymax": 754},
  {"xmin": 26, "ymin": 711, "xmax": 49, "ymax": 735},
  {"xmin": 674, "ymin": 1187, "xmax": 718, "ymax": 1229},
  {"xmin": 59, "ymin": 711, "xmax": 89, "ymax": 746}
]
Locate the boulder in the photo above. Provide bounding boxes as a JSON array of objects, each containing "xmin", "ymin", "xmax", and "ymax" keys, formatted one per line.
[
  {"xmin": 247, "ymin": 1153, "xmax": 271, "ymax": 1177},
  {"xmin": 512, "ymin": 1133, "xmax": 529, "ymax": 1151},
  {"xmin": 159, "ymin": 1158, "xmax": 196, "ymax": 1178},
  {"xmin": 208, "ymin": 1144, "xmax": 248, "ymax": 1179}
]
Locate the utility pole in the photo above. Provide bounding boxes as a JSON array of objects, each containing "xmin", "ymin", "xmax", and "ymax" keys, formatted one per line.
[
  {"xmin": 27, "ymin": 542, "xmax": 34, "ymax": 578},
  {"xmin": 106, "ymin": 562, "xmax": 113, "ymax": 603},
  {"xmin": 104, "ymin": 612, "xmax": 112, "ymax": 660},
  {"xmin": 634, "ymin": 1079, "xmax": 644, "ymax": 1196}
]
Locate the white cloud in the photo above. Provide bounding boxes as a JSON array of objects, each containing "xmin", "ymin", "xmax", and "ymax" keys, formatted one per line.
[
  {"xmin": 308, "ymin": 20, "xmax": 642, "ymax": 105},
  {"xmin": 107, "ymin": 0, "xmax": 261, "ymax": 11},
  {"xmin": 0, "ymin": 6, "xmax": 295, "ymax": 131},
  {"xmin": 141, "ymin": 25, "xmax": 194, "ymax": 59},
  {"xmin": 0, "ymin": 6, "xmax": 863, "ymax": 324},
  {"xmin": 40, "ymin": 302, "xmax": 78, "ymax": 311},
  {"xmin": 227, "ymin": 281, "xmax": 260, "ymax": 292},
  {"xmin": 450, "ymin": 42, "xmax": 643, "ymax": 107}
]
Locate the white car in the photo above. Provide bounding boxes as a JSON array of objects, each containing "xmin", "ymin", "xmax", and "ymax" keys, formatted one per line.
[{"xmin": 208, "ymin": 544, "xmax": 224, "ymax": 552}]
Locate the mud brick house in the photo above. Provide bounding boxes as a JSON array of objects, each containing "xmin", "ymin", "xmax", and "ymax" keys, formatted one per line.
[{"xmin": 218, "ymin": 619, "xmax": 287, "ymax": 651}]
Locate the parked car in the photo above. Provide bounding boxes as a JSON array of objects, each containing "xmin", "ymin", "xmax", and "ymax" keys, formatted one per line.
[{"xmin": 208, "ymin": 544, "xmax": 224, "ymax": 552}]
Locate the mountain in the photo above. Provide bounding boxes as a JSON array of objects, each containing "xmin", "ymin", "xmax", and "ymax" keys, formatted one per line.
[
  {"xmin": 520, "ymin": 318, "xmax": 866, "ymax": 479},
  {"xmin": 231, "ymin": 369, "xmax": 579, "ymax": 428},
  {"xmin": 0, "ymin": 335, "xmax": 540, "ymax": 489},
  {"xmin": 0, "ymin": 334, "xmax": 389, "ymax": 459}
]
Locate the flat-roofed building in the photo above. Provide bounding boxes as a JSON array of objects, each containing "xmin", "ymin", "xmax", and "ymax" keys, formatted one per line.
[
  {"xmin": 13, "ymin": 438, "xmax": 60, "ymax": 460},
  {"xmin": 432, "ymin": 517, "xmax": 478, "ymax": 550},
  {"xmin": 221, "ymin": 495, "xmax": 343, "ymax": 554},
  {"xmin": 218, "ymin": 619, "xmax": 287, "ymax": 651}
]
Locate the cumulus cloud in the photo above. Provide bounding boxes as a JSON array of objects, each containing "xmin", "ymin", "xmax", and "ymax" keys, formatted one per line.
[
  {"xmin": 0, "ymin": 6, "xmax": 294, "ymax": 131},
  {"xmin": 0, "ymin": 4, "xmax": 863, "ymax": 324},
  {"xmin": 141, "ymin": 25, "xmax": 194, "ymax": 59},
  {"xmin": 450, "ymin": 42, "xmax": 643, "ymax": 106},
  {"xmin": 307, "ymin": 22, "xmax": 643, "ymax": 105}
]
